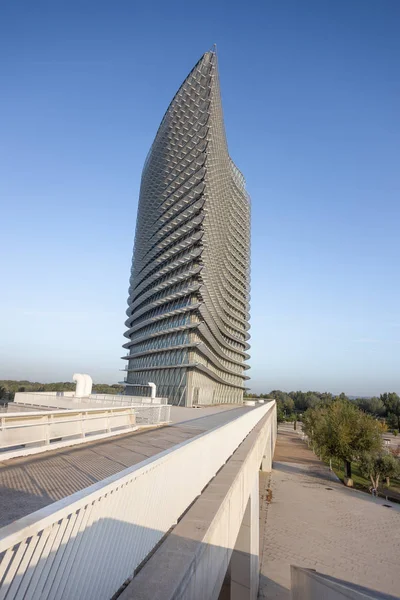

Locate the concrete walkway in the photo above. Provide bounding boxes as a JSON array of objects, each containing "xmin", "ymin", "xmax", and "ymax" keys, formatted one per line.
[
  {"xmin": 0, "ymin": 405, "xmax": 249, "ymax": 528},
  {"xmin": 259, "ymin": 424, "xmax": 400, "ymax": 598}
]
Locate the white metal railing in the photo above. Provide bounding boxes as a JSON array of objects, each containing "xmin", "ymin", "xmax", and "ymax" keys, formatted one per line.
[
  {"xmin": 0, "ymin": 407, "xmax": 137, "ymax": 451},
  {"xmin": 13, "ymin": 392, "xmax": 168, "ymax": 411},
  {"xmin": 0, "ymin": 405, "xmax": 171, "ymax": 456},
  {"xmin": 0, "ymin": 402, "xmax": 275, "ymax": 600},
  {"xmin": 131, "ymin": 404, "xmax": 171, "ymax": 426},
  {"xmin": 88, "ymin": 394, "xmax": 168, "ymax": 405}
]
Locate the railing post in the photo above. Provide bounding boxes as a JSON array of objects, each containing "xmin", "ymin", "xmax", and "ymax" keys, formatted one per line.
[
  {"xmin": 44, "ymin": 415, "xmax": 50, "ymax": 445},
  {"xmin": 129, "ymin": 407, "xmax": 136, "ymax": 427}
]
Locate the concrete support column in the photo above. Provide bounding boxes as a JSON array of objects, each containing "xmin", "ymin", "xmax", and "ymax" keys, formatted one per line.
[{"xmin": 230, "ymin": 477, "xmax": 259, "ymax": 600}]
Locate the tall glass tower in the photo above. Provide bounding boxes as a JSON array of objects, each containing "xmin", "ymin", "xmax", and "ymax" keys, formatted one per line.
[{"xmin": 123, "ymin": 50, "xmax": 250, "ymax": 406}]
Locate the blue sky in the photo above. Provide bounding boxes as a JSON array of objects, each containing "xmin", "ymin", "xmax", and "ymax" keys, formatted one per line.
[{"xmin": 1, "ymin": 1, "xmax": 399, "ymax": 395}]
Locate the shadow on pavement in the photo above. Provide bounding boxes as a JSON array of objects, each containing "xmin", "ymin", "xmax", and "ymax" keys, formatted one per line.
[{"xmin": 273, "ymin": 460, "xmax": 339, "ymax": 482}]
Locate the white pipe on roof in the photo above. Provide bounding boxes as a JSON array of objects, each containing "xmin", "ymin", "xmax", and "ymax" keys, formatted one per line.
[
  {"xmin": 148, "ymin": 382, "xmax": 156, "ymax": 399},
  {"xmin": 73, "ymin": 373, "xmax": 93, "ymax": 397},
  {"xmin": 73, "ymin": 374, "xmax": 86, "ymax": 397},
  {"xmin": 83, "ymin": 374, "xmax": 93, "ymax": 396}
]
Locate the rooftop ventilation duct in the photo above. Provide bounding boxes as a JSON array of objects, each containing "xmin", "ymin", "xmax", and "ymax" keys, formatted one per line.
[
  {"xmin": 73, "ymin": 373, "xmax": 85, "ymax": 397},
  {"xmin": 73, "ymin": 373, "xmax": 93, "ymax": 397},
  {"xmin": 83, "ymin": 374, "xmax": 93, "ymax": 396}
]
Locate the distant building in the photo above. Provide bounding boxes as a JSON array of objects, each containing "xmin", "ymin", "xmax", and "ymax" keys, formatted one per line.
[{"xmin": 123, "ymin": 50, "xmax": 250, "ymax": 406}]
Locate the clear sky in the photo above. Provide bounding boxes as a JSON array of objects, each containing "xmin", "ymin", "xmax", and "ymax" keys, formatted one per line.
[{"xmin": 1, "ymin": 1, "xmax": 399, "ymax": 395}]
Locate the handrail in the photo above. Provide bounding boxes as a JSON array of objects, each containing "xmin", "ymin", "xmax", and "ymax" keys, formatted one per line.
[
  {"xmin": 0, "ymin": 407, "xmax": 137, "ymax": 451},
  {"xmin": 13, "ymin": 392, "xmax": 168, "ymax": 411},
  {"xmin": 2, "ymin": 406, "xmax": 139, "ymax": 418},
  {"xmin": 0, "ymin": 405, "xmax": 171, "ymax": 456}
]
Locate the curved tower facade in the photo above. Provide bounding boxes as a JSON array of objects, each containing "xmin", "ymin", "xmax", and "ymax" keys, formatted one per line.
[{"xmin": 123, "ymin": 50, "xmax": 250, "ymax": 406}]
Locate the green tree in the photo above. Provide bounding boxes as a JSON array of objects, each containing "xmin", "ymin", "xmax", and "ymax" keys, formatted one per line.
[
  {"xmin": 381, "ymin": 393, "xmax": 400, "ymax": 429},
  {"xmin": 318, "ymin": 392, "xmax": 334, "ymax": 404},
  {"xmin": 0, "ymin": 379, "xmax": 124, "ymax": 399},
  {"xmin": 283, "ymin": 396, "xmax": 295, "ymax": 414},
  {"xmin": 0, "ymin": 385, "xmax": 8, "ymax": 405},
  {"xmin": 269, "ymin": 390, "xmax": 291, "ymax": 404},
  {"xmin": 303, "ymin": 399, "xmax": 382, "ymax": 480},
  {"xmin": 302, "ymin": 405, "xmax": 328, "ymax": 452},
  {"xmin": 289, "ymin": 391, "xmax": 307, "ymax": 411},
  {"xmin": 356, "ymin": 397, "xmax": 386, "ymax": 417},
  {"xmin": 276, "ymin": 404, "xmax": 285, "ymax": 423},
  {"xmin": 359, "ymin": 452, "xmax": 400, "ymax": 491},
  {"xmin": 304, "ymin": 393, "xmax": 321, "ymax": 409},
  {"xmin": 387, "ymin": 413, "xmax": 400, "ymax": 431},
  {"xmin": 288, "ymin": 391, "xmax": 329, "ymax": 411},
  {"xmin": 268, "ymin": 390, "xmax": 295, "ymax": 421}
]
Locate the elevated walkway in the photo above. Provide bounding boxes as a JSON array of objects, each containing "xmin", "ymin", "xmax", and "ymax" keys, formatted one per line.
[
  {"xmin": 0, "ymin": 406, "xmax": 251, "ymax": 528},
  {"xmin": 0, "ymin": 402, "xmax": 276, "ymax": 599}
]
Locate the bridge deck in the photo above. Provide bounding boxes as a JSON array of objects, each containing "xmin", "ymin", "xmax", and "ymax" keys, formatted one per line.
[{"xmin": 0, "ymin": 405, "xmax": 249, "ymax": 528}]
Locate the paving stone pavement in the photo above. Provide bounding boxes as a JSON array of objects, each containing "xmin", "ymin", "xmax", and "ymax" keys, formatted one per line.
[{"xmin": 259, "ymin": 424, "xmax": 400, "ymax": 599}]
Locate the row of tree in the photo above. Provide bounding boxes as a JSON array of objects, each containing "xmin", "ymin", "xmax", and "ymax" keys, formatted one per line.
[
  {"xmin": 355, "ymin": 394, "xmax": 400, "ymax": 430},
  {"xmin": 246, "ymin": 390, "xmax": 400, "ymax": 431},
  {"xmin": 302, "ymin": 399, "xmax": 400, "ymax": 490},
  {"xmin": 0, "ymin": 380, "xmax": 125, "ymax": 402}
]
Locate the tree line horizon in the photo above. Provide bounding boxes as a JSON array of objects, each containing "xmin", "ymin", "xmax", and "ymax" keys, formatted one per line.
[
  {"xmin": 246, "ymin": 389, "xmax": 400, "ymax": 431},
  {"xmin": 0, "ymin": 380, "xmax": 125, "ymax": 401},
  {"xmin": 1, "ymin": 381, "xmax": 399, "ymax": 431}
]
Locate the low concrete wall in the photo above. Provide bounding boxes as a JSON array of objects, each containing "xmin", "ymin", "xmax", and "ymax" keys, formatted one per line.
[{"xmin": 291, "ymin": 567, "xmax": 400, "ymax": 600}]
